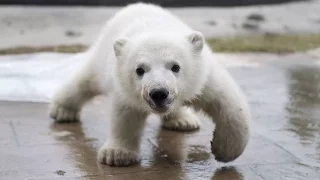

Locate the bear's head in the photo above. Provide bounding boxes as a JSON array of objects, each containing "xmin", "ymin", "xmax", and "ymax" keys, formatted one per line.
[{"xmin": 113, "ymin": 31, "xmax": 207, "ymax": 115}]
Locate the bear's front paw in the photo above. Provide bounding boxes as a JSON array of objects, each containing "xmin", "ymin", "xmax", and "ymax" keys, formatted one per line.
[
  {"xmin": 98, "ymin": 147, "xmax": 139, "ymax": 167},
  {"xmin": 211, "ymin": 125, "xmax": 249, "ymax": 163},
  {"xmin": 49, "ymin": 103, "xmax": 80, "ymax": 123}
]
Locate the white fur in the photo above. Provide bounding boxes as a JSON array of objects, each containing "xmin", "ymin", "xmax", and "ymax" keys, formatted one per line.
[
  {"xmin": 162, "ymin": 106, "xmax": 201, "ymax": 131},
  {"xmin": 49, "ymin": 3, "xmax": 250, "ymax": 166}
]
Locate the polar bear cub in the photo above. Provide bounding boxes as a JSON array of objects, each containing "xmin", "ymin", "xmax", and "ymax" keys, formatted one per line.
[{"xmin": 49, "ymin": 3, "xmax": 250, "ymax": 166}]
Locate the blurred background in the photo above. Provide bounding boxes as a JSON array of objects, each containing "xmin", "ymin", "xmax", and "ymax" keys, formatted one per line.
[
  {"xmin": 0, "ymin": 0, "xmax": 309, "ymax": 6},
  {"xmin": 1, "ymin": 0, "xmax": 320, "ymax": 54}
]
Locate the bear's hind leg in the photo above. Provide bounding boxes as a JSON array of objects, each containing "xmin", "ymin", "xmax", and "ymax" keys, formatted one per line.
[
  {"xmin": 49, "ymin": 65, "xmax": 106, "ymax": 123},
  {"xmin": 161, "ymin": 106, "xmax": 201, "ymax": 131}
]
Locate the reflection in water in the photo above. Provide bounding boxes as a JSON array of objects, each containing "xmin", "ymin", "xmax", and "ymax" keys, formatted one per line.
[
  {"xmin": 212, "ymin": 167, "xmax": 244, "ymax": 180},
  {"xmin": 50, "ymin": 117, "xmax": 184, "ymax": 179},
  {"xmin": 156, "ymin": 126, "xmax": 244, "ymax": 179},
  {"xmin": 286, "ymin": 66, "xmax": 320, "ymax": 158},
  {"xmin": 187, "ymin": 145, "xmax": 211, "ymax": 163},
  {"xmin": 50, "ymin": 122, "xmax": 103, "ymax": 179},
  {"xmin": 50, "ymin": 112, "xmax": 244, "ymax": 179},
  {"xmin": 156, "ymin": 128, "xmax": 186, "ymax": 178}
]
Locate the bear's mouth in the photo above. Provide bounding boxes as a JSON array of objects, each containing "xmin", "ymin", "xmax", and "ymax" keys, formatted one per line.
[{"xmin": 145, "ymin": 97, "xmax": 174, "ymax": 114}]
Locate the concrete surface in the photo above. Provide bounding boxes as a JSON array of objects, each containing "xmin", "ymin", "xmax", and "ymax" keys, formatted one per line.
[
  {"xmin": 1, "ymin": 53, "xmax": 320, "ymax": 180},
  {"xmin": 1, "ymin": 1, "xmax": 320, "ymax": 49}
]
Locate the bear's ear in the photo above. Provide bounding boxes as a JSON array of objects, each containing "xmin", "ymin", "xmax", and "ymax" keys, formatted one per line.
[
  {"xmin": 113, "ymin": 38, "xmax": 129, "ymax": 58},
  {"xmin": 187, "ymin": 31, "xmax": 204, "ymax": 52}
]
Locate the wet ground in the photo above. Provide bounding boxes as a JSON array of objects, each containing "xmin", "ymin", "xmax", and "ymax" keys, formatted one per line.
[{"xmin": 1, "ymin": 53, "xmax": 320, "ymax": 179}]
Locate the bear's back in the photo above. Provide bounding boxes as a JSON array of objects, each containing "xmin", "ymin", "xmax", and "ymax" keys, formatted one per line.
[{"xmin": 108, "ymin": 3, "xmax": 192, "ymax": 38}]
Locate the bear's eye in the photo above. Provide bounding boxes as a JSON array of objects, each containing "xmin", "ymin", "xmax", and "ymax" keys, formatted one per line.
[
  {"xmin": 136, "ymin": 67, "xmax": 145, "ymax": 76},
  {"xmin": 171, "ymin": 64, "xmax": 180, "ymax": 73}
]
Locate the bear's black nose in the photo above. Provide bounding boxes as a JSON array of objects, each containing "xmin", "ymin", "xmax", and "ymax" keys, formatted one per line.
[{"xmin": 149, "ymin": 88, "xmax": 169, "ymax": 105}]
